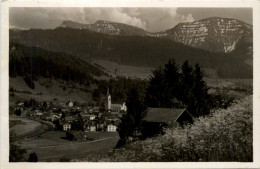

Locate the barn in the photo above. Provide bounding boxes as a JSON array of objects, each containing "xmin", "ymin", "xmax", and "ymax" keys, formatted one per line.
[{"xmin": 143, "ymin": 108, "xmax": 194, "ymax": 137}]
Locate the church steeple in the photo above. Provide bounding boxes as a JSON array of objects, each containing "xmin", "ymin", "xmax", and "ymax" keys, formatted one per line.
[{"xmin": 107, "ymin": 87, "xmax": 111, "ymax": 110}]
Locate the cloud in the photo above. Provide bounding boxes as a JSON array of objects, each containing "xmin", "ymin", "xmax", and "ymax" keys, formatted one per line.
[
  {"xmin": 83, "ymin": 8, "xmax": 146, "ymax": 29},
  {"xmin": 181, "ymin": 14, "xmax": 195, "ymax": 23},
  {"xmin": 9, "ymin": 8, "xmax": 198, "ymax": 32}
]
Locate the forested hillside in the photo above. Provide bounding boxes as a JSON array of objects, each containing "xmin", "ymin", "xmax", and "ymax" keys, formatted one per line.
[
  {"xmin": 10, "ymin": 28, "xmax": 252, "ymax": 78},
  {"xmin": 9, "ymin": 43, "xmax": 106, "ymax": 85}
]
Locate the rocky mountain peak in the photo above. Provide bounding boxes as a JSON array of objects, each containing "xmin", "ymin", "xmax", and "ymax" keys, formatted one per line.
[{"xmin": 164, "ymin": 17, "xmax": 252, "ymax": 53}]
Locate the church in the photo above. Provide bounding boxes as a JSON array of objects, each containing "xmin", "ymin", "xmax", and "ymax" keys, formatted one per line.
[{"xmin": 106, "ymin": 88, "xmax": 127, "ymax": 113}]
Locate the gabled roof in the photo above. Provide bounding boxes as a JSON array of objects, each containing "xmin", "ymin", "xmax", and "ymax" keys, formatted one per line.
[{"xmin": 144, "ymin": 108, "xmax": 191, "ymax": 123}]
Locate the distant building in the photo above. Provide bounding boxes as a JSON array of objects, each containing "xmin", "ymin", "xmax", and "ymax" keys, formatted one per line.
[
  {"xmin": 90, "ymin": 125, "xmax": 96, "ymax": 132},
  {"xmin": 67, "ymin": 100, "xmax": 73, "ymax": 107},
  {"xmin": 120, "ymin": 102, "xmax": 127, "ymax": 112},
  {"xmin": 143, "ymin": 108, "xmax": 194, "ymax": 137},
  {"xmin": 106, "ymin": 88, "xmax": 127, "ymax": 113},
  {"xmin": 63, "ymin": 123, "xmax": 71, "ymax": 131},
  {"xmin": 107, "ymin": 124, "xmax": 117, "ymax": 132},
  {"xmin": 80, "ymin": 113, "xmax": 96, "ymax": 121}
]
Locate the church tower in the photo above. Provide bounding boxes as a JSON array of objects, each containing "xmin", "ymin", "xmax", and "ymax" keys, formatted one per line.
[{"xmin": 107, "ymin": 88, "xmax": 111, "ymax": 110}]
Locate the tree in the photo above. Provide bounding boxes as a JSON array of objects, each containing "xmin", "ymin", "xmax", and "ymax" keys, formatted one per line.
[
  {"xmin": 9, "ymin": 131, "xmax": 27, "ymax": 162},
  {"xmin": 145, "ymin": 58, "xmax": 181, "ymax": 108},
  {"xmin": 14, "ymin": 109, "xmax": 22, "ymax": 116},
  {"xmin": 42, "ymin": 101, "xmax": 48, "ymax": 110},
  {"xmin": 28, "ymin": 152, "xmax": 38, "ymax": 162},
  {"xmin": 145, "ymin": 58, "xmax": 212, "ymax": 117},
  {"xmin": 29, "ymin": 98, "xmax": 38, "ymax": 107},
  {"xmin": 116, "ymin": 87, "xmax": 147, "ymax": 148},
  {"xmin": 145, "ymin": 67, "xmax": 165, "ymax": 107},
  {"xmin": 190, "ymin": 64, "xmax": 211, "ymax": 116},
  {"xmin": 66, "ymin": 131, "xmax": 74, "ymax": 141},
  {"xmin": 71, "ymin": 114, "xmax": 84, "ymax": 131}
]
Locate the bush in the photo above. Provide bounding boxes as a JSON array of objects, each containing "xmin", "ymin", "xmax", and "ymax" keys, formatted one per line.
[
  {"xmin": 60, "ymin": 157, "xmax": 70, "ymax": 162},
  {"xmin": 66, "ymin": 131, "xmax": 74, "ymax": 141},
  {"xmin": 28, "ymin": 152, "xmax": 38, "ymax": 162},
  {"xmin": 14, "ymin": 109, "xmax": 22, "ymax": 116}
]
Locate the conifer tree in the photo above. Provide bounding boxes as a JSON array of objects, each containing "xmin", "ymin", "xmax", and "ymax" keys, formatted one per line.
[{"xmin": 117, "ymin": 87, "xmax": 147, "ymax": 148}]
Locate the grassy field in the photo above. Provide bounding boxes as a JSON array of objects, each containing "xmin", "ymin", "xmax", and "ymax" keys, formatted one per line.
[
  {"xmin": 9, "ymin": 77, "xmax": 93, "ymax": 105},
  {"xmin": 93, "ymin": 60, "xmax": 153, "ymax": 80},
  {"xmin": 10, "ymin": 116, "xmax": 42, "ymax": 136},
  {"xmin": 20, "ymin": 131, "xmax": 119, "ymax": 162}
]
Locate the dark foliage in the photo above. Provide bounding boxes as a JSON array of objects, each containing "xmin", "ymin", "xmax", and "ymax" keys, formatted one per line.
[
  {"xmin": 14, "ymin": 109, "xmax": 22, "ymax": 116},
  {"xmin": 29, "ymin": 98, "xmax": 38, "ymax": 107},
  {"xmin": 116, "ymin": 87, "xmax": 147, "ymax": 148},
  {"xmin": 53, "ymin": 119, "xmax": 63, "ymax": 131},
  {"xmin": 145, "ymin": 59, "xmax": 212, "ymax": 117},
  {"xmin": 24, "ymin": 75, "xmax": 35, "ymax": 89},
  {"xmin": 9, "ymin": 131, "xmax": 27, "ymax": 162},
  {"xmin": 28, "ymin": 152, "xmax": 38, "ymax": 162},
  {"xmin": 95, "ymin": 77, "xmax": 148, "ymax": 103},
  {"xmin": 71, "ymin": 114, "xmax": 84, "ymax": 131},
  {"xmin": 66, "ymin": 131, "xmax": 75, "ymax": 141},
  {"xmin": 9, "ymin": 43, "xmax": 106, "ymax": 85}
]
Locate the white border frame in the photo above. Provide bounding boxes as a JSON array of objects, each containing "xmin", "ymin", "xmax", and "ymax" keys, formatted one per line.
[{"xmin": 1, "ymin": 0, "xmax": 260, "ymax": 169}]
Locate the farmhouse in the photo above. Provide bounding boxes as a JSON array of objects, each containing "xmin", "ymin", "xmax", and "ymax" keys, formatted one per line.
[
  {"xmin": 143, "ymin": 108, "xmax": 194, "ymax": 137},
  {"xmin": 80, "ymin": 113, "xmax": 96, "ymax": 121},
  {"xmin": 107, "ymin": 124, "xmax": 117, "ymax": 132},
  {"xmin": 63, "ymin": 123, "xmax": 71, "ymax": 131},
  {"xmin": 66, "ymin": 100, "xmax": 74, "ymax": 107}
]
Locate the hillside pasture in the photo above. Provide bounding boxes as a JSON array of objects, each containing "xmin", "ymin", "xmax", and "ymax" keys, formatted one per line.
[
  {"xmin": 9, "ymin": 77, "xmax": 93, "ymax": 104},
  {"xmin": 93, "ymin": 60, "xmax": 153, "ymax": 80}
]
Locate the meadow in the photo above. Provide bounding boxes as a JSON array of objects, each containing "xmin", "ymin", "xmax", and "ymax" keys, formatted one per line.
[{"xmin": 20, "ymin": 131, "xmax": 119, "ymax": 162}]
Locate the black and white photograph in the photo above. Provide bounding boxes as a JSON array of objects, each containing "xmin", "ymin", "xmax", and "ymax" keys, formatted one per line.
[{"xmin": 1, "ymin": 0, "xmax": 260, "ymax": 168}]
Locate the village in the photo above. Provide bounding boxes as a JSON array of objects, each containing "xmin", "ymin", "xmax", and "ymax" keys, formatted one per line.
[{"xmin": 10, "ymin": 89, "xmax": 127, "ymax": 139}]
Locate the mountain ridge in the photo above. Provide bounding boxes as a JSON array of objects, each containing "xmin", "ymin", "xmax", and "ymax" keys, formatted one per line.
[{"xmin": 56, "ymin": 17, "xmax": 252, "ymax": 54}]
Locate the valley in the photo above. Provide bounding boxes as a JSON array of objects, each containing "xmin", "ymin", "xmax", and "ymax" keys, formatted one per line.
[{"xmin": 8, "ymin": 13, "xmax": 253, "ymax": 163}]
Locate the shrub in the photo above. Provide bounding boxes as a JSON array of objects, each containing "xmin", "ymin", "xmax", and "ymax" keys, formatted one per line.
[
  {"xmin": 66, "ymin": 131, "xmax": 74, "ymax": 141},
  {"xmin": 28, "ymin": 152, "xmax": 38, "ymax": 162}
]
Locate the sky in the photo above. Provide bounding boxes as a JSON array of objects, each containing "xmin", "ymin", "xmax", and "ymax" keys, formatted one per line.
[{"xmin": 9, "ymin": 7, "xmax": 252, "ymax": 32}]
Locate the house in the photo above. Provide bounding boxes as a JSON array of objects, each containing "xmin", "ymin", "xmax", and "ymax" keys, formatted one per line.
[
  {"xmin": 65, "ymin": 116, "xmax": 77, "ymax": 123},
  {"xmin": 67, "ymin": 100, "xmax": 73, "ymax": 107},
  {"xmin": 107, "ymin": 124, "xmax": 117, "ymax": 132},
  {"xmin": 143, "ymin": 108, "xmax": 194, "ymax": 137},
  {"xmin": 17, "ymin": 102, "xmax": 24, "ymax": 107},
  {"xmin": 63, "ymin": 123, "xmax": 71, "ymax": 131},
  {"xmin": 120, "ymin": 102, "xmax": 127, "ymax": 112},
  {"xmin": 80, "ymin": 113, "xmax": 96, "ymax": 121},
  {"xmin": 90, "ymin": 125, "xmax": 96, "ymax": 132}
]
